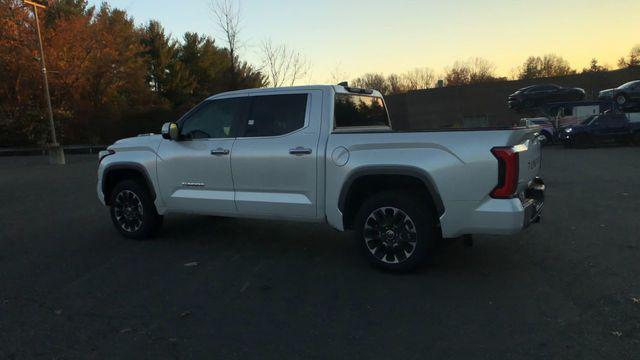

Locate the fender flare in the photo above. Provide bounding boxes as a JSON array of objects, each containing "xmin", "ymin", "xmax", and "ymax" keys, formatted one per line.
[
  {"xmin": 102, "ymin": 162, "xmax": 157, "ymax": 201},
  {"xmin": 338, "ymin": 166, "xmax": 445, "ymax": 217}
]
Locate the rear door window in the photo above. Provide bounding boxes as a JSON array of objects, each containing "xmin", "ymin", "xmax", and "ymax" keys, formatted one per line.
[{"xmin": 244, "ymin": 94, "xmax": 308, "ymax": 137}]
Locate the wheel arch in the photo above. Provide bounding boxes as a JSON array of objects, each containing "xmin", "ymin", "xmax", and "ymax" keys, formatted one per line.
[
  {"xmin": 102, "ymin": 163, "xmax": 156, "ymax": 206},
  {"xmin": 338, "ymin": 166, "xmax": 444, "ymax": 230}
]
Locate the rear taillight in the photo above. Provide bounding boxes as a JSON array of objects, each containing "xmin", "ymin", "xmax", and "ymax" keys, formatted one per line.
[{"xmin": 490, "ymin": 147, "xmax": 519, "ymax": 199}]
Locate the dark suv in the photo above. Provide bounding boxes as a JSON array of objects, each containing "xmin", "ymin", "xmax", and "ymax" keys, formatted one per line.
[
  {"xmin": 508, "ymin": 84, "xmax": 585, "ymax": 111},
  {"xmin": 560, "ymin": 113, "xmax": 640, "ymax": 147}
]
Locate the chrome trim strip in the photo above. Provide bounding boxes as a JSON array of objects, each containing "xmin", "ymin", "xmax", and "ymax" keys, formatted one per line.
[{"xmin": 181, "ymin": 182, "xmax": 205, "ymax": 187}]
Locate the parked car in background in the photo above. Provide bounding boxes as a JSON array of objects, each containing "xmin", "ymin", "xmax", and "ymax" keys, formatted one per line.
[
  {"xmin": 97, "ymin": 84, "xmax": 545, "ymax": 271},
  {"xmin": 544, "ymin": 101, "xmax": 606, "ymax": 127},
  {"xmin": 599, "ymin": 80, "xmax": 640, "ymax": 106},
  {"xmin": 561, "ymin": 113, "xmax": 640, "ymax": 147},
  {"xmin": 508, "ymin": 84, "xmax": 585, "ymax": 111},
  {"xmin": 522, "ymin": 117, "xmax": 555, "ymax": 145}
]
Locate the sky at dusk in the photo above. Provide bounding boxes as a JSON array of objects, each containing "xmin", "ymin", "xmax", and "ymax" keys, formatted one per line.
[{"xmin": 88, "ymin": 0, "xmax": 640, "ymax": 83}]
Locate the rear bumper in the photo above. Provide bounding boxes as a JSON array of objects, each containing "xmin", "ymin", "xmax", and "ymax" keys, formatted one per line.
[
  {"xmin": 522, "ymin": 177, "xmax": 545, "ymax": 228},
  {"xmin": 439, "ymin": 177, "xmax": 545, "ymax": 238}
]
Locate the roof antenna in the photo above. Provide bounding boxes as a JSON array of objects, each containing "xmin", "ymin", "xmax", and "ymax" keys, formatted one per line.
[{"xmin": 338, "ymin": 81, "xmax": 348, "ymax": 87}]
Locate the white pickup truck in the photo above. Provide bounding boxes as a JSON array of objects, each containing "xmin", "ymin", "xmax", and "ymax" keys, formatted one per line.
[{"xmin": 97, "ymin": 84, "xmax": 545, "ymax": 271}]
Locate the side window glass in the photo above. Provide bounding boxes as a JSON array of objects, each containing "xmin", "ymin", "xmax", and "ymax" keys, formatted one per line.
[
  {"xmin": 245, "ymin": 94, "xmax": 308, "ymax": 137},
  {"xmin": 179, "ymin": 98, "xmax": 248, "ymax": 139}
]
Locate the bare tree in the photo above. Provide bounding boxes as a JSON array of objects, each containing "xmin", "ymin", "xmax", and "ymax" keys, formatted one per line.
[
  {"xmin": 211, "ymin": 0, "xmax": 241, "ymax": 70},
  {"xmin": 387, "ymin": 73, "xmax": 404, "ymax": 94},
  {"xmin": 468, "ymin": 57, "xmax": 496, "ymax": 83},
  {"xmin": 400, "ymin": 67, "xmax": 435, "ymax": 90},
  {"xmin": 349, "ymin": 67, "xmax": 435, "ymax": 95},
  {"xmin": 351, "ymin": 73, "xmax": 390, "ymax": 95},
  {"xmin": 260, "ymin": 39, "xmax": 310, "ymax": 87},
  {"xmin": 517, "ymin": 54, "xmax": 575, "ymax": 79},
  {"xmin": 445, "ymin": 57, "xmax": 498, "ymax": 86},
  {"xmin": 328, "ymin": 62, "xmax": 349, "ymax": 84}
]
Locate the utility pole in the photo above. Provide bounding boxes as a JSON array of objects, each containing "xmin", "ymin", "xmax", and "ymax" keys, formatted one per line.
[{"xmin": 25, "ymin": 0, "xmax": 65, "ymax": 164}]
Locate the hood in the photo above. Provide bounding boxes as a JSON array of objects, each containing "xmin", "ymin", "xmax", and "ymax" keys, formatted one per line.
[
  {"xmin": 109, "ymin": 134, "xmax": 163, "ymax": 151},
  {"xmin": 562, "ymin": 123, "xmax": 587, "ymax": 132}
]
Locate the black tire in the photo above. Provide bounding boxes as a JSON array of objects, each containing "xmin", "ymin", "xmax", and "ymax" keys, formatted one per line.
[
  {"xmin": 354, "ymin": 191, "xmax": 438, "ymax": 272},
  {"xmin": 615, "ymin": 93, "xmax": 628, "ymax": 106},
  {"xmin": 109, "ymin": 180, "xmax": 163, "ymax": 239},
  {"xmin": 539, "ymin": 131, "xmax": 552, "ymax": 146}
]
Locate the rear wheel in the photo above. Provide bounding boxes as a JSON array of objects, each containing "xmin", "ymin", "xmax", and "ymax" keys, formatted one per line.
[
  {"xmin": 354, "ymin": 191, "xmax": 437, "ymax": 272},
  {"xmin": 109, "ymin": 180, "xmax": 162, "ymax": 239}
]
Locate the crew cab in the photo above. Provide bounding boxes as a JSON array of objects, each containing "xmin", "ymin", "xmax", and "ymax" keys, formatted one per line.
[
  {"xmin": 561, "ymin": 112, "xmax": 640, "ymax": 147},
  {"xmin": 97, "ymin": 85, "xmax": 545, "ymax": 271}
]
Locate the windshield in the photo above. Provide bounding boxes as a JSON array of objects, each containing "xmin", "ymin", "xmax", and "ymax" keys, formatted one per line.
[
  {"xmin": 581, "ymin": 115, "xmax": 597, "ymax": 125},
  {"xmin": 619, "ymin": 81, "xmax": 639, "ymax": 89},
  {"xmin": 334, "ymin": 94, "xmax": 390, "ymax": 129}
]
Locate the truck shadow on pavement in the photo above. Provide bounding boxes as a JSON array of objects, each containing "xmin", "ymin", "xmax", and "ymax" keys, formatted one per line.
[{"xmin": 150, "ymin": 214, "xmax": 525, "ymax": 275}]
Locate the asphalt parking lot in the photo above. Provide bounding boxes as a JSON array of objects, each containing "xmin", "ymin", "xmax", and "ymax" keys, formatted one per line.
[{"xmin": 1, "ymin": 146, "xmax": 639, "ymax": 359}]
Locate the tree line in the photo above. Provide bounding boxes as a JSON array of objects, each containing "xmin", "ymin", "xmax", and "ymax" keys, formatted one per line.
[
  {"xmin": 0, "ymin": 0, "xmax": 305, "ymax": 146},
  {"xmin": 351, "ymin": 46, "xmax": 640, "ymax": 95},
  {"xmin": 0, "ymin": 0, "xmax": 638, "ymax": 146}
]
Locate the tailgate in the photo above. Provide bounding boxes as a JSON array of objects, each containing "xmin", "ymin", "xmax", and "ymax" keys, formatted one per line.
[{"xmin": 511, "ymin": 129, "xmax": 543, "ymax": 194}]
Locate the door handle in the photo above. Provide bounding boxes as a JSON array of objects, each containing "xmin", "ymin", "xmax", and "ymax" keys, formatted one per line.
[
  {"xmin": 211, "ymin": 148, "xmax": 230, "ymax": 156},
  {"xmin": 289, "ymin": 147, "xmax": 312, "ymax": 155}
]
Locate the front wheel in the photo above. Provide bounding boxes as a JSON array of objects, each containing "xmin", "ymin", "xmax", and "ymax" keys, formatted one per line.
[
  {"xmin": 354, "ymin": 191, "xmax": 437, "ymax": 272},
  {"xmin": 109, "ymin": 180, "xmax": 163, "ymax": 239},
  {"xmin": 615, "ymin": 93, "xmax": 628, "ymax": 106}
]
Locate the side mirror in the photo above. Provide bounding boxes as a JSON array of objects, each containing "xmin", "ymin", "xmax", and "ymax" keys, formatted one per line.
[{"xmin": 161, "ymin": 122, "xmax": 180, "ymax": 140}]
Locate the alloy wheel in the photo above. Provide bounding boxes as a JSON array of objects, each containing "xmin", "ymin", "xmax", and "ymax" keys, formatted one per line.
[
  {"xmin": 113, "ymin": 190, "xmax": 144, "ymax": 232},
  {"xmin": 363, "ymin": 207, "xmax": 418, "ymax": 264}
]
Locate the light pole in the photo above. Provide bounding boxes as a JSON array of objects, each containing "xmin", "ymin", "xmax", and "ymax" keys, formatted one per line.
[{"xmin": 25, "ymin": 0, "xmax": 65, "ymax": 164}]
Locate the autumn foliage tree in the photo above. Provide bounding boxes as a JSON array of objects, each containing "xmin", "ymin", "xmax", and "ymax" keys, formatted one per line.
[{"xmin": 0, "ymin": 0, "xmax": 264, "ymax": 147}]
